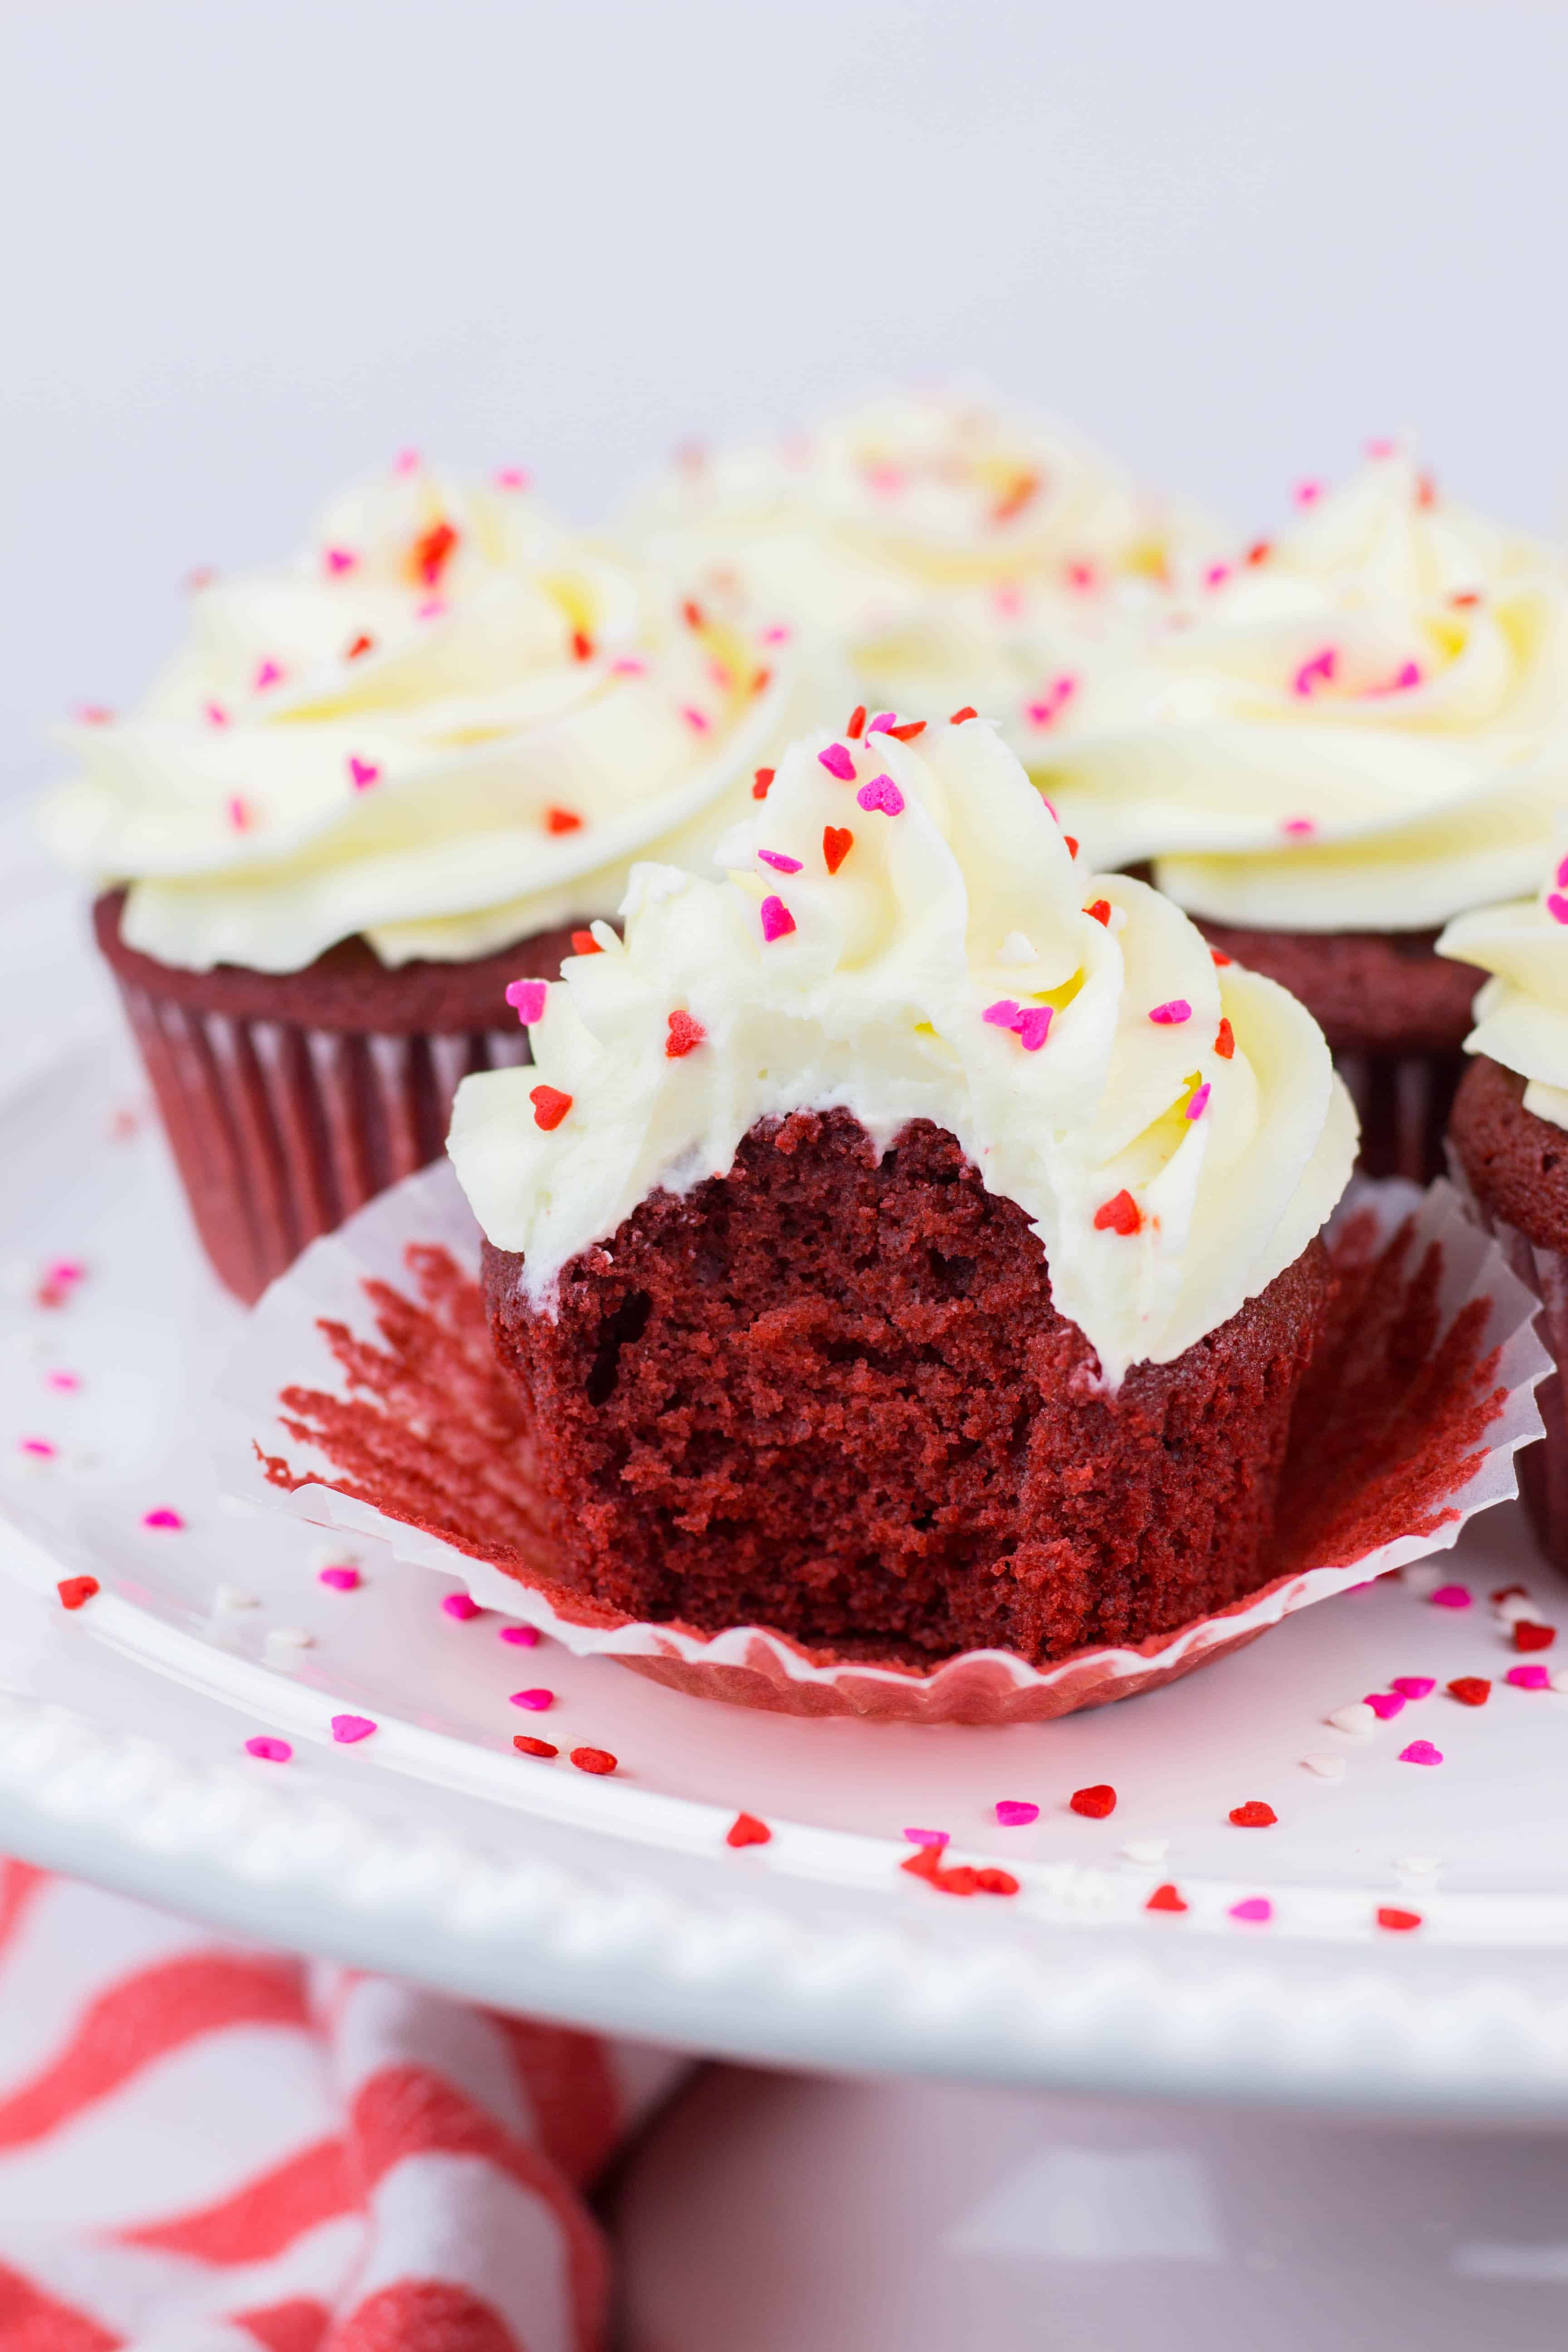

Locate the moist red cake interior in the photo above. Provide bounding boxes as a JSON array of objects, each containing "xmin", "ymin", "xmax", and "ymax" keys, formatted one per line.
[{"xmin": 479, "ymin": 1109, "xmax": 1332, "ymax": 1664}]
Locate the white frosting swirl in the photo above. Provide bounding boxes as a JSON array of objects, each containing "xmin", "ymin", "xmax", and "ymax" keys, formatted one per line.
[
  {"xmin": 449, "ymin": 715, "xmax": 1355, "ymax": 1383},
  {"xmin": 40, "ymin": 459, "xmax": 819, "ymax": 972},
  {"xmin": 1439, "ymin": 849, "xmax": 1568, "ymax": 1129},
  {"xmin": 626, "ymin": 387, "xmax": 1223, "ymax": 648},
  {"xmin": 1035, "ymin": 451, "xmax": 1568, "ymax": 932}
]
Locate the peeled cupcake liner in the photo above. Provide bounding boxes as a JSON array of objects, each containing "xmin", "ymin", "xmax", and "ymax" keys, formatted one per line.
[
  {"xmin": 214, "ymin": 1160, "xmax": 1551, "ymax": 1725},
  {"xmin": 1446, "ymin": 1147, "xmax": 1568, "ymax": 1579}
]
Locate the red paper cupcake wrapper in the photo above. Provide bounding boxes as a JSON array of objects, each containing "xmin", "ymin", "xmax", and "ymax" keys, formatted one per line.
[
  {"xmin": 215, "ymin": 1164, "xmax": 1550, "ymax": 1724},
  {"xmin": 114, "ymin": 971, "xmax": 529, "ymax": 1304}
]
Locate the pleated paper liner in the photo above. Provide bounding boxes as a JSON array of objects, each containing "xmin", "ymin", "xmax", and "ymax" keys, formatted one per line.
[{"xmin": 215, "ymin": 1163, "xmax": 1549, "ymax": 1725}]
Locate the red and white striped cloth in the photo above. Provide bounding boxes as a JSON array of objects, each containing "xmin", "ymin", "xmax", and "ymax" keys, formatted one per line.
[{"xmin": 0, "ymin": 1861, "xmax": 688, "ymax": 2352}]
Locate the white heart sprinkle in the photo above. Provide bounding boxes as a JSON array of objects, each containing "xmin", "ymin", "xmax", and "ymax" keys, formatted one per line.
[
  {"xmin": 1495, "ymin": 1594, "xmax": 1537, "ymax": 1624},
  {"xmin": 1327, "ymin": 1702, "xmax": 1376, "ymax": 1737},
  {"xmin": 310, "ymin": 1543, "xmax": 360, "ymax": 1573},
  {"xmin": 1302, "ymin": 1753, "xmax": 1346, "ymax": 1779},
  {"xmin": 212, "ymin": 1584, "xmax": 259, "ymax": 1610},
  {"xmin": 1395, "ymin": 1854, "xmax": 1441, "ymax": 1875},
  {"xmin": 1400, "ymin": 1563, "xmax": 1442, "ymax": 1597},
  {"xmin": 1550, "ymin": 1669, "xmax": 1568, "ymax": 1695},
  {"xmin": 1119, "ymin": 1838, "xmax": 1169, "ymax": 1865}
]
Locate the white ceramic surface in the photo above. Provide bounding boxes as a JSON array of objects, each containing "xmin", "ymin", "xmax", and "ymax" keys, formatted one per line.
[{"xmin": 4, "ymin": 829, "xmax": 1568, "ymax": 2117}]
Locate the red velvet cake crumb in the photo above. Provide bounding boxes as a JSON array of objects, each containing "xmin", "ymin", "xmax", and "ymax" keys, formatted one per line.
[{"xmin": 479, "ymin": 1110, "xmax": 1331, "ymax": 1665}]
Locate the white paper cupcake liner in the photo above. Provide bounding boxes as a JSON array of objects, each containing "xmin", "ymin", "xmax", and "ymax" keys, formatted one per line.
[{"xmin": 213, "ymin": 1163, "xmax": 1551, "ymax": 1725}]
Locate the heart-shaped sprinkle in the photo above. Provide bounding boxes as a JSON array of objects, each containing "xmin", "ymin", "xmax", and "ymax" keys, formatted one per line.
[
  {"xmin": 510, "ymin": 1688, "xmax": 554, "ymax": 1710},
  {"xmin": 1229, "ymin": 1800, "xmax": 1277, "ymax": 1827},
  {"xmin": 1093, "ymin": 1191, "xmax": 1141, "ymax": 1236},
  {"xmin": 856, "ymin": 774, "xmax": 905, "ymax": 817},
  {"xmin": 1506, "ymin": 1665, "xmax": 1551, "ymax": 1691},
  {"xmin": 665, "ymin": 1010, "xmax": 706, "ymax": 1059},
  {"xmin": 1229, "ymin": 1896, "xmax": 1272, "ymax": 1923},
  {"xmin": 1363, "ymin": 1691, "xmax": 1406, "ymax": 1720},
  {"xmin": 760, "ymin": 896, "xmax": 796, "ymax": 943},
  {"xmin": 570, "ymin": 1747, "xmax": 617, "ymax": 1775},
  {"xmin": 1185, "ymin": 1081, "xmax": 1211, "ymax": 1121},
  {"xmin": 995, "ymin": 1800, "xmax": 1040, "ymax": 1827},
  {"xmin": 1398, "ymin": 1740, "xmax": 1443, "ymax": 1764},
  {"xmin": 318, "ymin": 1564, "xmax": 359, "ymax": 1591},
  {"xmin": 348, "ymin": 756, "xmax": 380, "ymax": 791},
  {"xmin": 1429, "ymin": 1584, "xmax": 1472, "ymax": 1609},
  {"xmin": 1148, "ymin": 1000, "xmax": 1191, "ymax": 1025},
  {"xmin": 1446, "ymin": 1676, "xmax": 1490, "ymax": 1705},
  {"xmin": 823, "ymin": 826, "xmax": 853, "ymax": 874},
  {"xmin": 1302, "ymin": 1754, "xmax": 1345, "ymax": 1779},
  {"xmin": 57, "ymin": 1576, "xmax": 98, "ymax": 1611},
  {"xmin": 1016, "ymin": 1007, "xmax": 1052, "ymax": 1052},
  {"xmin": 142, "ymin": 1507, "xmax": 184, "ymax": 1531},
  {"xmin": 758, "ymin": 849, "xmax": 802, "ymax": 874},
  {"xmin": 752, "ymin": 767, "xmax": 775, "ymax": 799},
  {"xmin": 513, "ymin": 1735, "xmax": 557, "ymax": 1758},
  {"xmin": 1514, "ymin": 1620, "xmax": 1557, "ymax": 1651},
  {"xmin": 500, "ymin": 1624, "xmax": 539, "ymax": 1646},
  {"xmin": 1376, "ymin": 1906, "xmax": 1421, "ymax": 1933},
  {"xmin": 1069, "ymin": 1784, "xmax": 1117, "ymax": 1818},
  {"xmin": 245, "ymin": 1736, "xmax": 292, "ymax": 1763},
  {"xmin": 324, "ymin": 547, "xmax": 357, "ymax": 574},
  {"xmin": 1390, "ymin": 1676, "xmax": 1436, "ymax": 1700},
  {"xmin": 1146, "ymin": 1882, "xmax": 1188, "ymax": 1914},
  {"xmin": 545, "ymin": 806, "xmax": 583, "ymax": 834},
  {"xmin": 818, "ymin": 742, "xmax": 856, "ymax": 781},
  {"xmin": 253, "ymin": 659, "xmax": 284, "ymax": 690},
  {"xmin": 903, "ymin": 1827, "xmax": 949, "ymax": 1847},
  {"xmin": 441, "ymin": 1593, "xmax": 481, "ymax": 1621},
  {"xmin": 331, "ymin": 1714, "xmax": 377, "ymax": 1744},
  {"xmin": 505, "ymin": 980, "xmax": 547, "ymax": 1026},
  {"xmin": 726, "ymin": 1813, "xmax": 772, "ymax": 1848}
]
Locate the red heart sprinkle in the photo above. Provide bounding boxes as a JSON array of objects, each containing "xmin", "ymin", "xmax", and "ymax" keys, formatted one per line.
[
  {"xmin": 666, "ymin": 1010, "xmax": 706, "ymax": 1059},
  {"xmin": 570, "ymin": 1746, "xmax": 617, "ymax": 1775},
  {"xmin": 513, "ymin": 1735, "xmax": 558, "ymax": 1759},
  {"xmin": 887, "ymin": 720, "xmax": 926, "ymax": 741},
  {"xmin": 1146, "ymin": 1882, "xmax": 1188, "ymax": 1913},
  {"xmin": 570, "ymin": 930, "xmax": 602, "ymax": 955},
  {"xmin": 1491, "ymin": 1583, "xmax": 1529, "ymax": 1603},
  {"xmin": 1376, "ymin": 1906, "xmax": 1422, "ymax": 1933},
  {"xmin": 726, "ymin": 1812, "xmax": 771, "ymax": 1847},
  {"xmin": 1093, "ymin": 1191, "xmax": 1142, "ymax": 1237},
  {"xmin": 57, "ymin": 1576, "xmax": 98, "ymax": 1612},
  {"xmin": 949, "ymin": 706, "xmax": 978, "ymax": 724},
  {"xmin": 529, "ymin": 1086, "xmax": 573, "ymax": 1132},
  {"xmin": 752, "ymin": 766, "xmax": 775, "ymax": 799},
  {"xmin": 1446, "ymin": 1676, "xmax": 1490, "ymax": 1706},
  {"xmin": 823, "ymin": 826, "xmax": 853, "ymax": 875},
  {"xmin": 975, "ymin": 1867, "xmax": 1020, "ymax": 1896},
  {"xmin": 845, "ymin": 704, "xmax": 867, "ymax": 740},
  {"xmin": 1085, "ymin": 898, "xmax": 1112, "ymax": 926},
  {"xmin": 345, "ymin": 633, "xmax": 375, "ymax": 660},
  {"xmin": 571, "ymin": 630, "xmax": 594, "ymax": 662},
  {"xmin": 1214, "ymin": 1018, "xmax": 1235, "ymax": 1060},
  {"xmin": 1514, "ymin": 1621, "xmax": 1556, "ymax": 1651},
  {"xmin": 1069, "ymin": 1784, "xmax": 1117, "ymax": 1818},
  {"xmin": 934, "ymin": 1865, "xmax": 979, "ymax": 1896},
  {"xmin": 1229, "ymin": 1801, "xmax": 1277, "ymax": 1828},
  {"xmin": 545, "ymin": 806, "xmax": 583, "ymax": 834},
  {"xmin": 1063, "ymin": 835, "xmax": 1079, "ymax": 858}
]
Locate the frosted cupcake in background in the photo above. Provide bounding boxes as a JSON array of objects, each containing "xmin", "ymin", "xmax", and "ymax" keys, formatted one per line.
[
  {"xmin": 1441, "ymin": 853, "xmax": 1568, "ymax": 1569},
  {"xmin": 42, "ymin": 454, "xmax": 818, "ymax": 1301},
  {"xmin": 450, "ymin": 709, "xmax": 1356, "ymax": 1665},
  {"xmin": 1034, "ymin": 446, "xmax": 1568, "ymax": 1181},
  {"xmin": 624, "ymin": 384, "xmax": 1225, "ymax": 701}
]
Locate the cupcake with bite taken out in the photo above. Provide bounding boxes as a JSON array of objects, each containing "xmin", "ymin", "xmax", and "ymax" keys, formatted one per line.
[
  {"xmin": 40, "ymin": 454, "xmax": 818, "ymax": 1303},
  {"xmin": 447, "ymin": 708, "xmax": 1357, "ymax": 1665},
  {"xmin": 1034, "ymin": 447, "xmax": 1568, "ymax": 1182},
  {"xmin": 1441, "ymin": 853, "xmax": 1568, "ymax": 1571}
]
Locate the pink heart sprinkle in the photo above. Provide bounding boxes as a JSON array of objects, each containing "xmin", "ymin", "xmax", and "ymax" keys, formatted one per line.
[
  {"xmin": 393, "ymin": 447, "xmax": 421, "ymax": 475},
  {"xmin": 331, "ymin": 1714, "xmax": 377, "ymax": 1744},
  {"xmin": 1293, "ymin": 647, "xmax": 1337, "ymax": 696},
  {"xmin": 1507, "ymin": 1664, "xmax": 1551, "ymax": 1690},
  {"xmin": 253, "ymin": 660, "xmax": 284, "ymax": 691},
  {"xmin": 1363, "ymin": 1691, "xmax": 1406, "ymax": 1720},
  {"xmin": 681, "ymin": 706, "xmax": 710, "ymax": 733},
  {"xmin": 1016, "ymin": 1006, "xmax": 1052, "ymax": 1053},
  {"xmin": 903, "ymin": 1828, "xmax": 949, "ymax": 1848},
  {"xmin": 245, "ymin": 1736, "xmax": 292, "ymax": 1763},
  {"xmin": 318, "ymin": 1565, "xmax": 359, "ymax": 1591},
  {"xmin": 348, "ymin": 756, "xmax": 380, "ymax": 791},
  {"xmin": 758, "ymin": 850, "xmax": 803, "ymax": 874},
  {"xmin": 1294, "ymin": 479, "xmax": 1323, "ymax": 507},
  {"xmin": 760, "ymin": 896, "xmax": 796, "ymax": 943},
  {"xmin": 1548, "ymin": 893, "xmax": 1568, "ymax": 928},
  {"xmin": 505, "ymin": 980, "xmax": 547, "ymax": 1025},
  {"xmin": 1149, "ymin": 1000, "xmax": 1191, "ymax": 1025},
  {"xmin": 495, "ymin": 467, "xmax": 530, "ymax": 491},
  {"xmin": 818, "ymin": 743, "xmax": 857, "ymax": 781},
  {"xmin": 1229, "ymin": 1896, "xmax": 1272, "ymax": 1923},
  {"xmin": 1204, "ymin": 563, "xmax": 1231, "ymax": 589},
  {"xmin": 1398, "ymin": 1740, "xmax": 1443, "ymax": 1765},
  {"xmin": 20, "ymin": 1438, "xmax": 55, "ymax": 1460},
  {"xmin": 142, "ymin": 1507, "xmax": 184, "ymax": 1531},
  {"xmin": 441, "ymin": 1593, "xmax": 482, "ymax": 1621},
  {"xmin": 995, "ymin": 1800, "xmax": 1039, "ymax": 1828},
  {"xmin": 1390, "ymin": 1676, "xmax": 1436, "ymax": 1700},
  {"xmin": 1281, "ymin": 816, "xmax": 1316, "ymax": 838},
  {"xmin": 510, "ymin": 1688, "xmax": 554, "ymax": 1711},
  {"xmin": 500, "ymin": 1624, "xmax": 539, "ymax": 1646},
  {"xmin": 205, "ymin": 702, "xmax": 230, "ymax": 727},
  {"xmin": 1430, "ymin": 1584, "xmax": 1471, "ymax": 1609},
  {"xmin": 324, "ymin": 547, "xmax": 357, "ymax": 575},
  {"xmin": 47, "ymin": 1260, "xmax": 86, "ymax": 1287},
  {"xmin": 1556, "ymin": 854, "xmax": 1568, "ymax": 891},
  {"xmin": 1185, "ymin": 1081, "xmax": 1211, "ymax": 1121},
  {"xmin": 867, "ymin": 712, "xmax": 897, "ymax": 734},
  {"xmin": 46, "ymin": 1371, "xmax": 79, "ymax": 1393},
  {"xmin": 416, "ymin": 598, "xmax": 446, "ymax": 621},
  {"xmin": 611, "ymin": 657, "xmax": 647, "ymax": 676},
  {"xmin": 1391, "ymin": 660, "xmax": 1421, "ymax": 690},
  {"xmin": 984, "ymin": 1000, "xmax": 1022, "ymax": 1029},
  {"xmin": 856, "ymin": 774, "xmax": 905, "ymax": 817}
]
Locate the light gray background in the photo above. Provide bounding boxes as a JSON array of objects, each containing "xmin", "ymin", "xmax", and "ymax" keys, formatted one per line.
[{"xmin": 5, "ymin": 0, "xmax": 1567, "ymax": 798}]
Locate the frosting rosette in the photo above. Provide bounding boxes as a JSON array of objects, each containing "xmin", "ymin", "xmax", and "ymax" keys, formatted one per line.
[
  {"xmin": 1440, "ymin": 851, "xmax": 1568, "ymax": 1128},
  {"xmin": 41, "ymin": 457, "xmax": 816, "ymax": 973},
  {"xmin": 627, "ymin": 387, "xmax": 1222, "ymax": 648},
  {"xmin": 1038, "ymin": 449, "xmax": 1568, "ymax": 933},
  {"xmin": 449, "ymin": 711, "xmax": 1357, "ymax": 1383}
]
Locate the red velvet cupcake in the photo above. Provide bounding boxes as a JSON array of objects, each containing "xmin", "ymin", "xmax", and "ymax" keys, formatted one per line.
[
  {"xmin": 449, "ymin": 710, "xmax": 1357, "ymax": 1664},
  {"xmin": 41, "ymin": 457, "xmax": 815, "ymax": 1300}
]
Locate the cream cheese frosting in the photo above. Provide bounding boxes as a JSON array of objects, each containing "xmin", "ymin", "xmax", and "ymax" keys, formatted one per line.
[
  {"xmin": 449, "ymin": 712, "xmax": 1357, "ymax": 1384},
  {"xmin": 1035, "ymin": 449, "xmax": 1568, "ymax": 933},
  {"xmin": 1439, "ymin": 851, "xmax": 1568, "ymax": 1129},
  {"xmin": 626, "ymin": 387, "xmax": 1224, "ymax": 654},
  {"xmin": 40, "ymin": 457, "xmax": 820, "ymax": 973}
]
